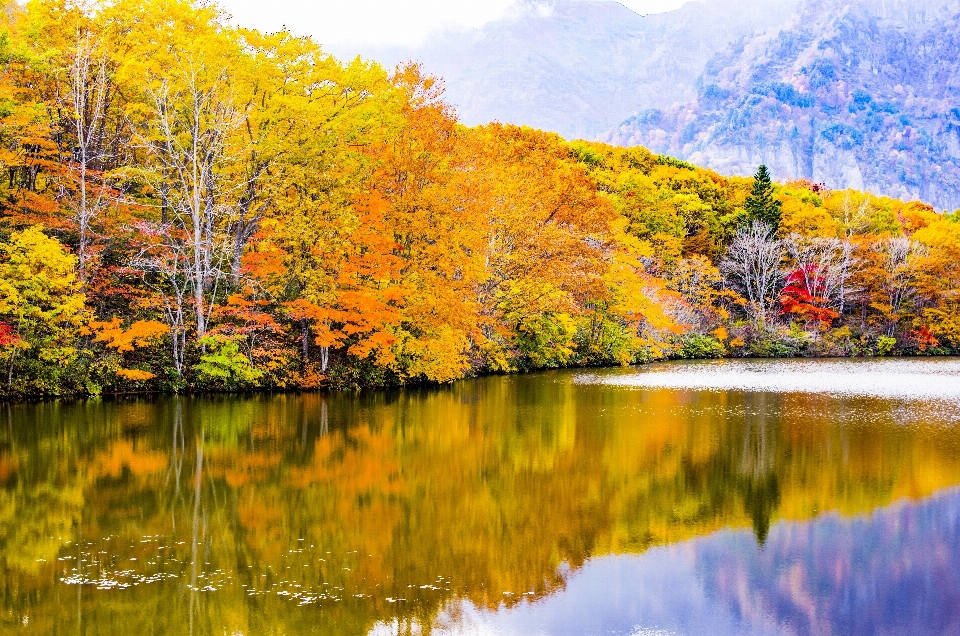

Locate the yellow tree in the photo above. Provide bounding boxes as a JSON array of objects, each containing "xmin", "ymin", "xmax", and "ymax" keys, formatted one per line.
[
  {"xmin": 371, "ymin": 65, "xmax": 487, "ymax": 382},
  {"xmin": 245, "ymin": 53, "xmax": 403, "ymax": 379},
  {"xmin": 0, "ymin": 227, "xmax": 88, "ymax": 395},
  {"xmin": 0, "ymin": 1, "xmax": 65, "ymax": 227},
  {"xmin": 473, "ymin": 124, "xmax": 615, "ymax": 370},
  {"xmin": 22, "ymin": 0, "xmax": 122, "ymax": 280}
]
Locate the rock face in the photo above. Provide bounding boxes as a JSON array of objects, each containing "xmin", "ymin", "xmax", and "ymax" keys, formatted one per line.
[
  {"xmin": 340, "ymin": 0, "xmax": 960, "ymax": 209},
  {"xmin": 602, "ymin": 0, "xmax": 960, "ymax": 210},
  {"xmin": 340, "ymin": 0, "xmax": 799, "ymax": 140}
]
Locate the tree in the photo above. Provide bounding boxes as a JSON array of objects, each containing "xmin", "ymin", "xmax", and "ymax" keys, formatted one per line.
[
  {"xmin": 0, "ymin": 5, "xmax": 63, "ymax": 222},
  {"xmin": 720, "ymin": 222, "xmax": 785, "ymax": 327},
  {"xmin": 912, "ymin": 217, "xmax": 960, "ymax": 350},
  {"xmin": 590, "ymin": 226, "xmax": 682, "ymax": 364},
  {"xmin": 745, "ymin": 165, "xmax": 782, "ymax": 230},
  {"xmin": 781, "ymin": 235, "xmax": 854, "ymax": 326},
  {"xmin": 371, "ymin": 65, "xmax": 485, "ymax": 381},
  {"xmin": 0, "ymin": 227, "xmax": 88, "ymax": 395},
  {"xmin": 193, "ymin": 333, "xmax": 264, "ymax": 389},
  {"xmin": 134, "ymin": 61, "xmax": 243, "ymax": 341},
  {"xmin": 470, "ymin": 124, "xmax": 615, "ymax": 372},
  {"xmin": 871, "ymin": 237, "xmax": 927, "ymax": 337},
  {"xmin": 87, "ymin": 316, "xmax": 169, "ymax": 382},
  {"xmin": 57, "ymin": 26, "xmax": 116, "ymax": 281}
]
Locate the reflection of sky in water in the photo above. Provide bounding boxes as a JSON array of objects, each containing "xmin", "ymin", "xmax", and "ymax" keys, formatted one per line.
[
  {"xmin": 407, "ymin": 487, "xmax": 960, "ymax": 636},
  {"xmin": 9, "ymin": 360, "xmax": 960, "ymax": 634},
  {"xmin": 576, "ymin": 359, "xmax": 960, "ymax": 404}
]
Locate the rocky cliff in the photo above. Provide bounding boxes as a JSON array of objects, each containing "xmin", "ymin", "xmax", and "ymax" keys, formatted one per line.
[
  {"xmin": 339, "ymin": 0, "xmax": 798, "ymax": 140},
  {"xmin": 603, "ymin": 0, "xmax": 960, "ymax": 210}
]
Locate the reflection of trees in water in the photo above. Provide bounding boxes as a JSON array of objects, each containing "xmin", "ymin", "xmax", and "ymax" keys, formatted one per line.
[
  {"xmin": 737, "ymin": 394, "xmax": 781, "ymax": 545},
  {"xmin": 658, "ymin": 393, "xmax": 782, "ymax": 547},
  {"xmin": 189, "ymin": 429, "xmax": 204, "ymax": 636},
  {"xmin": 0, "ymin": 380, "xmax": 959, "ymax": 634},
  {"xmin": 166, "ymin": 399, "xmax": 185, "ymax": 496},
  {"xmin": 695, "ymin": 489, "xmax": 960, "ymax": 636},
  {"xmin": 740, "ymin": 472, "xmax": 781, "ymax": 545},
  {"xmin": 739, "ymin": 396, "xmax": 776, "ymax": 481}
]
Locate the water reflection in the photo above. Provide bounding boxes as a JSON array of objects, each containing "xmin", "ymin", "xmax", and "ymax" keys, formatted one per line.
[
  {"xmin": 436, "ymin": 488, "xmax": 960, "ymax": 636},
  {"xmin": 582, "ymin": 358, "xmax": 960, "ymax": 405},
  {"xmin": 0, "ymin": 361, "xmax": 958, "ymax": 634}
]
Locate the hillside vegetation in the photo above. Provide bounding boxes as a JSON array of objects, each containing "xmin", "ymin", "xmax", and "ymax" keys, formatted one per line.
[
  {"xmin": 605, "ymin": 0, "xmax": 960, "ymax": 210},
  {"xmin": 2, "ymin": 0, "xmax": 960, "ymax": 397}
]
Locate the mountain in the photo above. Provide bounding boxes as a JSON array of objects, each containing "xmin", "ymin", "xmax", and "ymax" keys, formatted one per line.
[
  {"xmin": 335, "ymin": 0, "xmax": 960, "ymax": 209},
  {"xmin": 334, "ymin": 0, "xmax": 799, "ymax": 140},
  {"xmin": 602, "ymin": 0, "xmax": 960, "ymax": 210}
]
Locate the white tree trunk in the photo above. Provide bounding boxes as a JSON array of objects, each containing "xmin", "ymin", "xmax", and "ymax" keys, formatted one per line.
[
  {"xmin": 720, "ymin": 222, "xmax": 786, "ymax": 327},
  {"xmin": 64, "ymin": 31, "xmax": 111, "ymax": 281}
]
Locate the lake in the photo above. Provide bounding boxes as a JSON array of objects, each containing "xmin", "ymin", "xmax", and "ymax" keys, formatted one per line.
[{"xmin": 2, "ymin": 359, "xmax": 960, "ymax": 635}]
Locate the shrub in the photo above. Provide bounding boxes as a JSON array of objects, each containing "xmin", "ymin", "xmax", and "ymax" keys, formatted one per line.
[
  {"xmin": 193, "ymin": 335, "xmax": 264, "ymax": 390},
  {"xmin": 676, "ymin": 334, "xmax": 725, "ymax": 359},
  {"xmin": 876, "ymin": 336, "xmax": 897, "ymax": 356},
  {"xmin": 748, "ymin": 336, "xmax": 797, "ymax": 358}
]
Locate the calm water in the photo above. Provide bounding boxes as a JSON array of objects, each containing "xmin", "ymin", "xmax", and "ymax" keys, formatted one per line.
[{"xmin": 2, "ymin": 359, "xmax": 960, "ymax": 635}]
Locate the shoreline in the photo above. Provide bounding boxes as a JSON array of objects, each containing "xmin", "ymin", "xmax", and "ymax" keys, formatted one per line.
[{"xmin": 4, "ymin": 352, "xmax": 957, "ymax": 403}]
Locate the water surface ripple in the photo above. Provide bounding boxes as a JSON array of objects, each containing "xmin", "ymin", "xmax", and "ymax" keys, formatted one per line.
[
  {"xmin": 576, "ymin": 358, "xmax": 960, "ymax": 402},
  {"xmin": 1, "ymin": 359, "xmax": 959, "ymax": 634}
]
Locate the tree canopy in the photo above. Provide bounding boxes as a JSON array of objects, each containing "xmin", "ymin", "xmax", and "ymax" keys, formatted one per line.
[
  {"xmin": 745, "ymin": 165, "xmax": 783, "ymax": 229},
  {"xmin": 1, "ymin": 0, "xmax": 959, "ymax": 397}
]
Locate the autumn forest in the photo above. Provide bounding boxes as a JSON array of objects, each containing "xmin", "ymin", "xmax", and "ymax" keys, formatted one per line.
[{"xmin": 2, "ymin": 0, "xmax": 960, "ymax": 398}]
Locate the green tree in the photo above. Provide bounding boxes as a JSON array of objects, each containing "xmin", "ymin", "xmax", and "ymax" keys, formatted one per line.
[
  {"xmin": 194, "ymin": 334, "xmax": 264, "ymax": 390},
  {"xmin": 745, "ymin": 165, "xmax": 783, "ymax": 229}
]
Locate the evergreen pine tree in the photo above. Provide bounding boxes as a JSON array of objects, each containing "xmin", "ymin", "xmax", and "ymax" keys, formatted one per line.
[{"xmin": 744, "ymin": 165, "xmax": 782, "ymax": 229}]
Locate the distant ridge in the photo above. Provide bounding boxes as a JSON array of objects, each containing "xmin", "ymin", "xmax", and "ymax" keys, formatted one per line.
[
  {"xmin": 337, "ymin": 0, "xmax": 960, "ymax": 209},
  {"xmin": 335, "ymin": 0, "xmax": 799, "ymax": 140},
  {"xmin": 604, "ymin": 0, "xmax": 960, "ymax": 210}
]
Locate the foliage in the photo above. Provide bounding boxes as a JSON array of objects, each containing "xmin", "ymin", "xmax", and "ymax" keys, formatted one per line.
[
  {"xmin": 86, "ymin": 317, "xmax": 169, "ymax": 384},
  {"xmin": 780, "ymin": 267, "xmax": 840, "ymax": 328},
  {"xmin": 193, "ymin": 334, "xmax": 264, "ymax": 390},
  {"xmin": 676, "ymin": 334, "xmax": 725, "ymax": 359},
  {"xmin": 0, "ymin": 227, "xmax": 88, "ymax": 396},
  {"xmin": 876, "ymin": 336, "xmax": 897, "ymax": 357},
  {"xmin": 0, "ymin": 0, "xmax": 958, "ymax": 397},
  {"xmin": 744, "ymin": 165, "xmax": 783, "ymax": 229}
]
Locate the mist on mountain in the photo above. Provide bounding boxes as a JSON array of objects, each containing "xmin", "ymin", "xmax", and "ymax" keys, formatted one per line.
[
  {"xmin": 605, "ymin": 0, "xmax": 960, "ymax": 210},
  {"xmin": 334, "ymin": 0, "xmax": 960, "ymax": 210},
  {"xmin": 333, "ymin": 0, "xmax": 798, "ymax": 140}
]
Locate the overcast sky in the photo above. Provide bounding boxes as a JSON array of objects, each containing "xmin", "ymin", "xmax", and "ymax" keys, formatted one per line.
[{"xmin": 216, "ymin": 0, "xmax": 692, "ymax": 47}]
